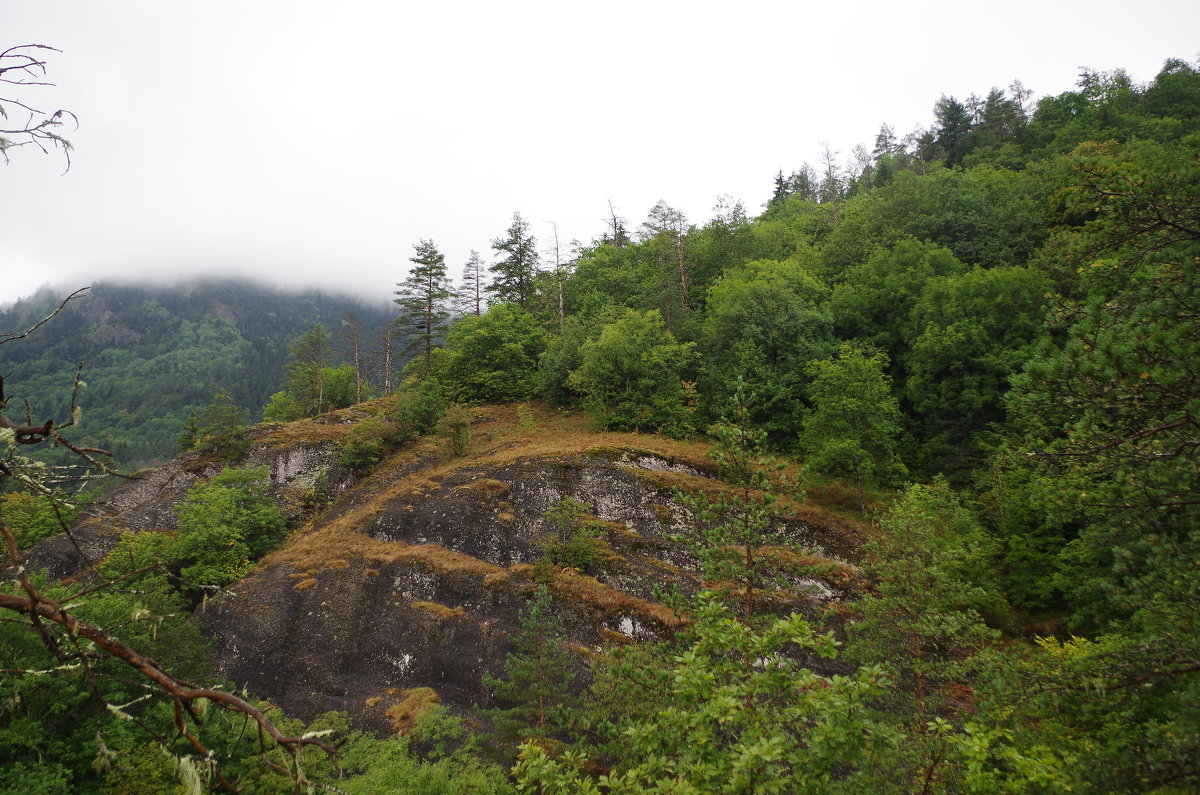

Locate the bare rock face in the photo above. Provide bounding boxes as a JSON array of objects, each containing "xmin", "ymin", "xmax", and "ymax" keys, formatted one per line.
[
  {"xmin": 28, "ymin": 407, "xmax": 865, "ymax": 732},
  {"xmin": 196, "ymin": 447, "xmax": 862, "ymax": 728},
  {"xmin": 25, "ymin": 435, "xmax": 351, "ymax": 580}
]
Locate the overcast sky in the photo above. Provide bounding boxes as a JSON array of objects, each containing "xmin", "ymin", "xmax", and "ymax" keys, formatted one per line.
[{"xmin": 2, "ymin": 1, "xmax": 1197, "ymax": 305}]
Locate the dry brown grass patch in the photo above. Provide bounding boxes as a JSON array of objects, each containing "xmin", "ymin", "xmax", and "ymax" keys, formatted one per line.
[
  {"xmin": 293, "ymin": 578, "xmax": 318, "ymax": 591},
  {"xmin": 467, "ymin": 478, "xmax": 509, "ymax": 496},
  {"xmin": 324, "ymin": 559, "xmax": 350, "ymax": 569},
  {"xmin": 644, "ymin": 556, "xmax": 681, "ymax": 574},
  {"xmin": 600, "ymin": 628, "xmax": 633, "ymax": 645},
  {"xmin": 409, "ymin": 601, "xmax": 466, "ymax": 619},
  {"xmin": 365, "ymin": 696, "xmax": 382, "ymax": 708},
  {"xmin": 550, "ymin": 569, "xmax": 682, "ymax": 628},
  {"xmin": 386, "ymin": 687, "xmax": 440, "ymax": 735},
  {"xmin": 364, "ymin": 568, "xmax": 381, "ymax": 577},
  {"xmin": 483, "ymin": 571, "xmax": 509, "ymax": 587}
]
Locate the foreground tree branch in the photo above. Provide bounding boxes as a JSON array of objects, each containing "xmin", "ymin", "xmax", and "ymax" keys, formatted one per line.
[
  {"xmin": 1, "ymin": 288, "xmax": 340, "ymax": 791},
  {"xmin": 0, "ymin": 44, "xmax": 76, "ymax": 170}
]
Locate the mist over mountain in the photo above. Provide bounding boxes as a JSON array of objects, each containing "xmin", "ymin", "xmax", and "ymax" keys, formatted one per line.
[{"xmin": 0, "ymin": 278, "xmax": 395, "ymax": 468}]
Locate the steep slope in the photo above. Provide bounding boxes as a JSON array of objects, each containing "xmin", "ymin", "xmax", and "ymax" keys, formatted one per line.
[{"xmin": 32, "ymin": 402, "xmax": 867, "ymax": 733}]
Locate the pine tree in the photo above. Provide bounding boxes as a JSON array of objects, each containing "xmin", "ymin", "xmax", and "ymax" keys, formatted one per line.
[
  {"xmin": 482, "ymin": 586, "xmax": 577, "ymax": 748},
  {"xmin": 285, "ymin": 323, "xmax": 334, "ymax": 415},
  {"xmin": 456, "ymin": 249, "xmax": 487, "ymax": 317},
  {"xmin": 487, "ymin": 212, "xmax": 539, "ymax": 308},
  {"xmin": 395, "ymin": 239, "xmax": 453, "ymax": 375}
]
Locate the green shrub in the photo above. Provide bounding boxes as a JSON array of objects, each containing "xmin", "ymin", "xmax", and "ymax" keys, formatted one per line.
[
  {"xmin": 438, "ymin": 404, "xmax": 473, "ymax": 457},
  {"xmin": 538, "ymin": 496, "xmax": 610, "ymax": 572},
  {"xmin": 171, "ymin": 467, "xmax": 287, "ymax": 589},
  {"xmin": 393, "ymin": 378, "xmax": 447, "ymax": 442},
  {"xmin": 340, "ymin": 416, "xmax": 394, "ymax": 472}
]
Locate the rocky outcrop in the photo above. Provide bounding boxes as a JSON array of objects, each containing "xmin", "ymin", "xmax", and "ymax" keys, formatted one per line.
[
  {"xmin": 25, "ymin": 434, "xmax": 352, "ymax": 580},
  {"xmin": 29, "ymin": 406, "xmax": 866, "ymax": 731},
  {"xmin": 197, "ymin": 443, "xmax": 863, "ymax": 727}
]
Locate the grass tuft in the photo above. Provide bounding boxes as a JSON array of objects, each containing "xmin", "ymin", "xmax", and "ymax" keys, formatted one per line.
[
  {"xmin": 386, "ymin": 687, "xmax": 440, "ymax": 735},
  {"xmin": 409, "ymin": 601, "xmax": 466, "ymax": 620}
]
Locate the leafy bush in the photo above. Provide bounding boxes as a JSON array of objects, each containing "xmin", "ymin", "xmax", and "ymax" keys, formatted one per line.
[
  {"xmin": 434, "ymin": 305, "xmax": 544, "ymax": 404},
  {"xmin": 437, "ymin": 403, "xmax": 472, "ymax": 457},
  {"xmin": 393, "ymin": 378, "xmax": 447, "ymax": 443},
  {"xmin": 539, "ymin": 497, "xmax": 611, "ymax": 572},
  {"xmin": 0, "ymin": 492, "xmax": 79, "ymax": 549},
  {"xmin": 340, "ymin": 416, "xmax": 395, "ymax": 472},
  {"xmin": 567, "ymin": 309, "xmax": 697, "ymax": 437},
  {"xmin": 171, "ymin": 467, "xmax": 287, "ymax": 589},
  {"xmin": 262, "ymin": 390, "xmax": 305, "ymax": 422}
]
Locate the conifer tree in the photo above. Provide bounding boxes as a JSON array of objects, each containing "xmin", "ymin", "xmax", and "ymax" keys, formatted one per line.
[
  {"xmin": 482, "ymin": 586, "xmax": 577, "ymax": 749},
  {"xmin": 456, "ymin": 249, "xmax": 487, "ymax": 317},
  {"xmin": 285, "ymin": 323, "xmax": 334, "ymax": 415},
  {"xmin": 395, "ymin": 239, "xmax": 453, "ymax": 375},
  {"xmin": 487, "ymin": 213, "xmax": 539, "ymax": 308}
]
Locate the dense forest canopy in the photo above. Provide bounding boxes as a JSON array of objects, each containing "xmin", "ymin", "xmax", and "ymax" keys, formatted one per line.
[
  {"xmin": 2, "ymin": 55, "xmax": 1199, "ymax": 792},
  {"xmin": 0, "ymin": 281, "xmax": 393, "ymax": 468}
]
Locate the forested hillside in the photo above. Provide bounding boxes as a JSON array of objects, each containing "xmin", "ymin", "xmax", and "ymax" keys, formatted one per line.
[
  {"xmin": 2, "ymin": 56, "xmax": 1199, "ymax": 793},
  {"xmin": 0, "ymin": 281, "xmax": 392, "ymax": 467}
]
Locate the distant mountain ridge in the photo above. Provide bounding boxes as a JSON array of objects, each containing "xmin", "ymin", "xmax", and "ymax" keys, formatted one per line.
[{"xmin": 0, "ymin": 278, "xmax": 395, "ymax": 469}]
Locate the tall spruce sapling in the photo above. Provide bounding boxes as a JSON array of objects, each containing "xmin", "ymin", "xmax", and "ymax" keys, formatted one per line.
[
  {"xmin": 480, "ymin": 585, "xmax": 578, "ymax": 752},
  {"xmin": 672, "ymin": 379, "xmax": 819, "ymax": 623}
]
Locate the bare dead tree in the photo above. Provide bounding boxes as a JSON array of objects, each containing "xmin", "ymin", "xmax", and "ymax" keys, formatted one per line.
[
  {"xmin": 0, "ymin": 291, "xmax": 340, "ymax": 792},
  {"xmin": 603, "ymin": 199, "xmax": 630, "ymax": 248},
  {"xmin": 0, "ymin": 44, "xmax": 77, "ymax": 171},
  {"xmin": 544, "ymin": 221, "xmax": 568, "ymax": 332},
  {"xmin": 338, "ymin": 311, "xmax": 365, "ymax": 403},
  {"xmin": 372, "ymin": 319, "xmax": 400, "ymax": 396}
]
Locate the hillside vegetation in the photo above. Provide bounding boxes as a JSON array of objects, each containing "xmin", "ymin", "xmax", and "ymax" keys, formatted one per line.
[{"xmin": 1, "ymin": 57, "xmax": 1199, "ymax": 792}]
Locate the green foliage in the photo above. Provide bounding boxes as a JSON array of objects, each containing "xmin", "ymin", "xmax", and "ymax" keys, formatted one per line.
[
  {"xmin": 1006, "ymin": 136, "xmax": 1200, "ymax": 628},
  {"xmin": 179, "ymin": 388, "xmax": 248, "ymax": 452},
  {"xmin": 396, "ymin": 239, "xmax": 454, "ymax": 374},
  {"xmin": 821, "ymin": 165, "xmax": 1051, "ymax": 273},
  {"xmin": 481, "ymin": 586, "xmax": 578, "ymax": 755},
  {"xmin": 699, "ymin": 254, "xmax": 835, "ymax": 443},
  {"xmin": 171, "ymin": 467, "xmax": 287, "ymax": 588},
  {"xmin": 567, "ymin": 309, "xmax": 696, "ymax": 436},
  {"xmin": 320, "ymin": 363, "xmax": 358, "ymax": 410},
  {"xmin": 846, "ymin": 482, "xmax": 1004, "ymax": 720},
  {"xmin": 392, "ymin": 378, "xmax": 448, "ymax": 442},
  {"xmin": 538, "ymin": 496, "xmax": 610, "ymax": 572},
  {"xmin": 829, "ymin": 238, "xmax": 966, "ymax": 362},
  {"xmin": 488, "ymin": 212, "xmax": 539, "ymax": 308},
  {"xmin": 673, "ymin": 387, "xmax": 814, "ymax": 621},
  {"xmin": 337, "ymin": 711, "xmax": 514, "ymax": 794},
  {"xmin": 285, "ymin": 322, "xmax": 333, "ymax": 411},
  {"xmin": 516, "ymin": 594, "xmax": 893, "ymax": 793},
  {"xmin": 435, "ymin": 304, "xmax": 545, "ymax": 404},
  {"xmin": 261, "ymin": 389, "xmax": 305, "ymax": 422},
  {"xmin": 0, "ymin": 492, "xmax": 78, "ymax": 549},
  {"xmin": 535, "ymin": 313, "xmax": 610, "ymax": 407},
  {"xmin": 799, "ymin": 345, "xmax": 904, "ymax": 512},
  {"xmin": 903, "ymin": 265, "xmax": 1049, "ymax": 477},
  {"xmin": 340, "ymin": 415, "xmax": 394, "ymax": 472},
  {"xmin": 437, "ymin": 403, "xmax": 473, "ymax": 457}
]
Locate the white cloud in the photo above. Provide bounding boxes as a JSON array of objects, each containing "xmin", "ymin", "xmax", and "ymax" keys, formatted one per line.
[{"xmin": 2, "ymin": 0, "xmax": 1198, "ymax": 303}]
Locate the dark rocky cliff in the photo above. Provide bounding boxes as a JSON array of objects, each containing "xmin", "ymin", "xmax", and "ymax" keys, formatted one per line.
[{"xmin": 29, "ymin": 403, "xmax": 867, "ymax": 732}]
